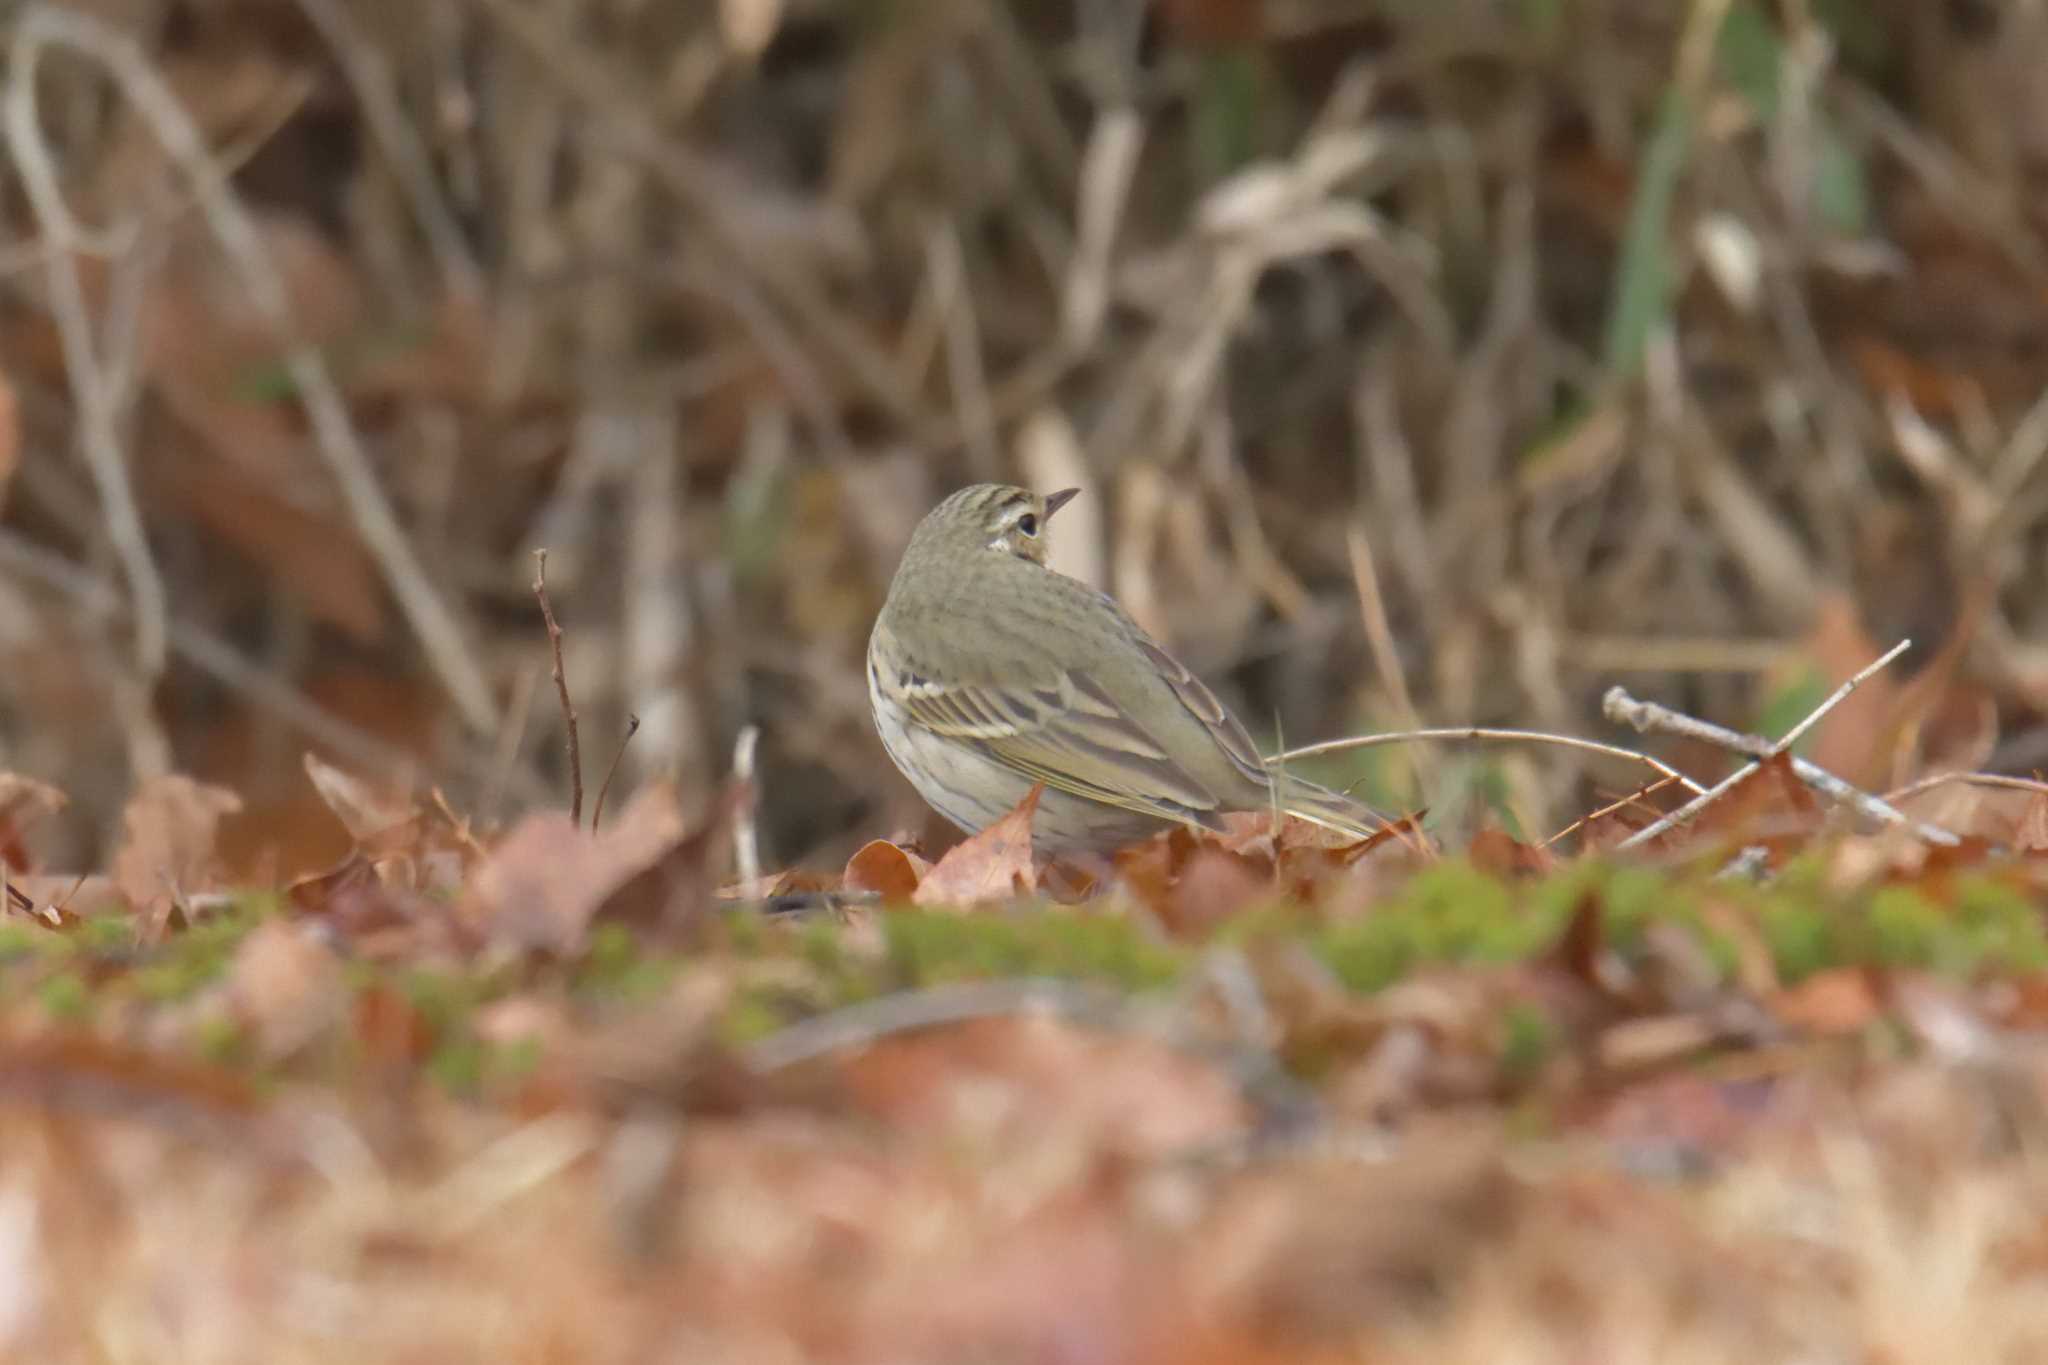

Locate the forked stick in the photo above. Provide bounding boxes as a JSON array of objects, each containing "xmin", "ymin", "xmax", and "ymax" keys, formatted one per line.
[{"xmin": 1602, "ymin": 640, "xmax": 1963, "ymax": 849}]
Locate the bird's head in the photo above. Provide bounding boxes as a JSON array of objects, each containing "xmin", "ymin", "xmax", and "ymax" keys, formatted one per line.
[{"xmin": 914, "ymin": 482, "xmax": 1080, "ymax": 567}]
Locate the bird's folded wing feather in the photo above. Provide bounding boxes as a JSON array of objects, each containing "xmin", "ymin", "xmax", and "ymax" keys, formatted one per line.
[
  {"xmin": 888, "ymin": 665, "xmax": 1227, "ymax": 822},
  {"xmin": 1130, "ymin": 637, "xmax": 1270, "ymax": 787}
]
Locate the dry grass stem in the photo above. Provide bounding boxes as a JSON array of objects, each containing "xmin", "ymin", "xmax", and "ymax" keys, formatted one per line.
[
  {"xmin": 531, "ymin": 549, "xmax": 583, "ymax": 826},
  {"xmin": 731, "ymin": 723, "xmax": 761, "ymax": 891},
  {"xmin": 592, "ymin": 714, "xmax": 639, "ymax": 834},
  {"xmin": 11, "ymin": 4, "xmax": 500, "ymax": 732},
  {"xmin": 4, "ymin": 39, "xmax": 166, "ymax": 680},
  {"xmin": 1274, "ymin": 727, "xmax": 1709, "ymax": 797}
]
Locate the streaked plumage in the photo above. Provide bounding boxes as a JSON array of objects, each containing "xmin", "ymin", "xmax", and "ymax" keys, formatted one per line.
[{"xmin": 868, "ymin": 483, "xmax": 1387, "ymax": 856}]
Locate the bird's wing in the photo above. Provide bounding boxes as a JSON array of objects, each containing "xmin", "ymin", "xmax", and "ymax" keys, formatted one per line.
[
  {"xmin": 886, "ymin": 662, "xmax": 1229, "ymax": 826},
  {"xmin": 1128, "ymin": 636, "xmax": 1271, "ymax": 787}
]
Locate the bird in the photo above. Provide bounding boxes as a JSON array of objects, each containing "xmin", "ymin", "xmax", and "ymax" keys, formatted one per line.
[{"xmin": 867, "ymin": 482, "xmax": 1389, "ymax": 856}]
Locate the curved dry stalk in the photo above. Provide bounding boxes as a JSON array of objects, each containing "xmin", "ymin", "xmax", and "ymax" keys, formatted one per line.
[
  {"xmin": 4, "ymin": 51, "xmax": 166, "ymax": 680},
  {"xmin": 1271, "ymin": 726, "xmax": 1709, "ymax": 796},
  {"xmin": 12, "ymin": 6, "xmax": 500, "ymax": 733}
]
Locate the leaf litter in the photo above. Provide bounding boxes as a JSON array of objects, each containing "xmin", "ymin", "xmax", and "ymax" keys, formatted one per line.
[
  {"xmin": 11, "ymin": 6, "xmax": 2048, "ymax": 1356},
  {"xmin": 0, "ymin": 652, "xmax": 2044, "ymax": 1360}
]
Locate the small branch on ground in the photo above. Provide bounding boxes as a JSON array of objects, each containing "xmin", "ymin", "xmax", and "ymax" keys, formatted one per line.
[
  {"xmin": 1602, "ymin": 640, "xmax": 1964, "ymax": 849},
  {"xmin": 532, "ymin": 549, "xmax": 583, "ymax": 827},
  {"xmin": 592, "ymin": 713, "xmax": 640, "ymax": 833}
]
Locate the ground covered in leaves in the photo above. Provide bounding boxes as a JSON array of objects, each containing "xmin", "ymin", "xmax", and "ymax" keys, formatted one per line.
[
  {"xmin": 13, "ymin": 0, "xmax": 2048, "ymax": 1358},
  {"xmin": 6, "ymin": 742, "xmax": 2048, "ymax": 1362}
]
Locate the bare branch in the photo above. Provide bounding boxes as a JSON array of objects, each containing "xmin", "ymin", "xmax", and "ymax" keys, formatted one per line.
[{"xmin": 1601, "ymin": 641, "xmax": 1962, "ymax": 849}]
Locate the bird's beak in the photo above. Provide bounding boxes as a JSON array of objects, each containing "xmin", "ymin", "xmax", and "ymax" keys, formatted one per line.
[{"xmin": 1044, "ymin": 487, "xmax": 1081, "ymax": 521}]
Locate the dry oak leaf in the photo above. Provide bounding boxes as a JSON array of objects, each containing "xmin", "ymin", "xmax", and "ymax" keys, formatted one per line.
[
  {"xmin": 843, "ymin": 839, "xmax": 930, "ymax": 901},
  {"xmin": 111, "ymin": 774, "xmax": 243, "ymax": 910},
  {"xmin": 459, "ymin": 781, "xmax": 707, "ymax": 954},
  {"xmin": 913, "ymin": 785, "xmax": 1042, "ymax": 907},
  {"xmin": 302, "ymin": 751, "xmax": 417, "ymax": 843},
  {"xmin": 0, "ymin": 773, "xmax": 67, "ymax": 866}
]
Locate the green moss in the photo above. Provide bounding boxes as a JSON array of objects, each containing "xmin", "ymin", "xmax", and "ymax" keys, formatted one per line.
[
  {"xmin": 882, "ymin": 908, "xmax": 1182, "ymax": 990},
  {"xmin": 1746, "ymin": 874, "xmax": 2048, "ymax": 983},
  {"xmin": 195, "ymin": 1014, "xmax": 248, "ymax": 1065},
  {"xmin": 576, "ymin": 922, "xmax": 678, "ymax": 1002},
  {"xmin": 37, "ymin": 972, "xmax": 89, "ymax": 1021},
  {"xmin": 1755, "ymin": 895, "xmax": 1835, "ymax": 983},
  {"xmin": 132, "ymin": 958, "xmax": 220, "ymax": 1002},
  {"xmin": 719, "ymin": 989, "xmax": 790, "ymax": 1047},
  {"xmin": 428, "ymin": 1035, "xmax": 485, "ymax": 1094},
  {"xmin": 1498, "ymin": 1003, "xmax": 1556, "ymax": 1084},
  {"xmin": 0, "ymin": 923, "xmax": 51, "ymax": 963},
  {"xmin": 400, "ymin": 967, "xmax": 483, "ymax": 1035},
  {"xmin": 73, "ymin": 914, "xmax": 135, "ymax": 954},
  {"xmin": 1314, "ymin": 862, "xmax": 1558, "ymax": 993}
]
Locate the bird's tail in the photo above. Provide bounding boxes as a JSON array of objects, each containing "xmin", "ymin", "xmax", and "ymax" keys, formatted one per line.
[{"xmin": 1275, "ymin": 775, "xmax": 1393, "ymax": 842}]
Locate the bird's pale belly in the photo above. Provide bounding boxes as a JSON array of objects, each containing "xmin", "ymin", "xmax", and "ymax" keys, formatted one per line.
[{"xmin": 869, "ymin": 682, "xmax": 1173, "ymax": 856}]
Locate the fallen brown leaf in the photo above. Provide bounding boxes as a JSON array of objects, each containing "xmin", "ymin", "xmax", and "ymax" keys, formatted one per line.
[
  {"xmin": 459, "ymin": 781, "xmax": 721, "ymax": 953},
  {"xmin": 0, "ymin": 773, "xmax": 67, "ymax": 870},
  {"xmin": 913, "ymin": 785, "xmax": 1041, "ymax": 907},
  {"xmin": 1773, "ymin": 968, "xmax": 1882, "ymax": 1037},
  {"xmin": 302, "ymin": 752, "xmax": 418, "ymax": 844},
  {"xmin": 843, "ymin": 839, "xmax": 929, "ymax": 901},
  {"xmin": 110, "ymin": 774, "xmax": 243, "ymax": 913}
]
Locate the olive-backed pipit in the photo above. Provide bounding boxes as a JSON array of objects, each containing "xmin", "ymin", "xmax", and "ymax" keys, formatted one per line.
[{"xmin": 868, "ymin": 483, "xmax": 1387, "ymax": 855}]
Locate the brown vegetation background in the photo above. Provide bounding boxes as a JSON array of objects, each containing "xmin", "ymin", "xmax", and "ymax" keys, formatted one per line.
[{"xmin": 4, "ymin": 0, "xmax": 2047, "ymax": 872}]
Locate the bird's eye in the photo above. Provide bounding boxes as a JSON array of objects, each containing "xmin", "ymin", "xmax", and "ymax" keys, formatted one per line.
[{"xmin": 1017, "ymin": 514, "xmax": 1039, "ymax": 537}]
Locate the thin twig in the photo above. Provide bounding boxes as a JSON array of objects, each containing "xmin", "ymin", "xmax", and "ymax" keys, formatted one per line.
[
  {"xmin": 1273, "ymin": 727, "xmax": 1709, "ymax": 796},
  {"xmin": 1884, "ymin": 771, "xmax": 2048, "ymax": 804},
  {"xmin": 1602, "ymin": 641, "xmax": 1962, "ymax": 849},
  {"xmin": 1605, "ymin": 640, "xmax": 1908, "ymax": 770},
  {"xmin": 1346, "ymin": 526, "xmax": 1431, "ymax": 793},
  {"xmin": 592, "ymin": 714, "xmax": 639, "ymax": 833},
  {"xmin": 10, "ymin": 6, "xmax": 499, "ymax": 732},
  {"xmin": 291, "ymin": 0, "xmax": 485, "ymax": 300},
  {"xmin": 531, "ymin": 549, "xmax": 582, "ymax": 826},
  {"xmin": 462, "ymin": 0, "xmax": 922, "ymax": 427},
  {"xmin": 483, "ymin": 659, "xmax": 541, "ymax": 826},
  {"xmin": 1776, "ymin": 638, "xmax": 1913, "ymax": 752},
  {"xmin": 1540, "ymin": 772, "xmax": 1686, "ymax": 849},
  {"xmin": 731, "ymin": 724, "xmax": 761, "ymax": 891}
]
